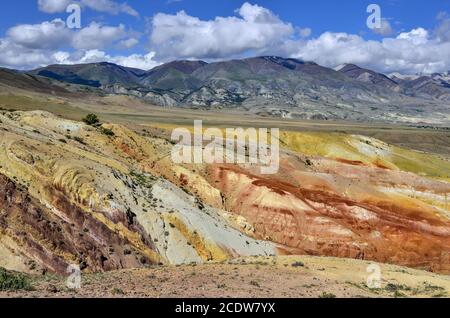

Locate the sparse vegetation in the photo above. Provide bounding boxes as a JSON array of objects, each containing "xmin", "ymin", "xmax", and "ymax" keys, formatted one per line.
[
  {"xmin": 408, "ymin": 282, "xmax": 447, "ymax": 297},
  {"xmin": 82, "ymin": 113, "xmax": 100, "ymax": 126},
  {"xmin": 100, "ymin": 127, "xmax": 115, "ymax": 137},
  {"xmin": 111, "ymin": 287, "xmax": 125, "ymax": 295},
  {"xmin": 393, "ymin": 290, "xmax": 407, "ymax": 298},
  {"xmin": 420, "ymin": 282, "xmax": 445, "ymax": 293},
  {"xmin": 130, "ymin": 171, "xmax": 156, "ymax": 188},
  {"xmin": 319, "ymin": 292, "xmax": 336, "ymax": 298},
  {"xmin": 0, "ymin": 268, "xmax": 32, "ymax": 291},
  {"xmin": 291, "ymin": 261, "xmax": 304, "ymax": 267},
  {"xmin": 385, "ymin": 283, "xmax": 411, "ymax": 293},
  {"xmin": 249, "ymin": 280, "xmax": 260, "ymax": 288},
  {"xmin": 432, "ymin": 291, "xmax": 448, "ymax": 298},
  {"xmin": 302, "ymin": 284, "xmax": 317, "ymax": 288},
  {"xmin": 73, "ymin": 136, "xmax": 86, "ymax": 145}
]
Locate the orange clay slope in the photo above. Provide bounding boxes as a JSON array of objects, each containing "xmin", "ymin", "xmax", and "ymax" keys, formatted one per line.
[{"xmin": 202, "ymin": 131, "xmax": 450, "ymax": 273}]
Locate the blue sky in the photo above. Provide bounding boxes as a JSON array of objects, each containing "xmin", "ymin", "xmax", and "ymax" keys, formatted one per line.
[{"xmin": 0, "ymin": 0, "xmax": 449, "ymax": 73}]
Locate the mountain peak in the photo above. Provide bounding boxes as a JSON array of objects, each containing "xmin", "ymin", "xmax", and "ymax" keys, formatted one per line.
[
  {"xmin": 149, "ymin": 60, "xmax": 208, "ymax": 74},
  {"xmin": 334, "ymin": 63, "xmax": 360, "ymax": 71},
  {"xmin": 255, "ymin": 55, "xmax": 317, "ymax": 65},
  {"xmin": 337, "ymin": 64, "xmax": 363, "ymax": 72},
  {"xmin": 336, "ymin": 63, "xmax": 399, "ymax": 90}
]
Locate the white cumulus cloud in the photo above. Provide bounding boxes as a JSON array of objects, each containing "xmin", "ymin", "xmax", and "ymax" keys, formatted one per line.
[
  {"xmin": 435, "ymin": 13, "xmax": 450, "ymax": 42},
  {"xmin": 72, "ymin": 23, "xmax": 128, "ymax": 50},
  {"xmin": 110, "ymin": 52, "xmax": 160, "ymax": 69},
  {"xmin": 0, "ymin": 39, "xmax": 56, "ymax": 69},
  {"xmin": 81, "ymin": 0, "xmax": 139, "ymax": 17},
  {"xmin": 6, "ymin": 19, "xmax": 71, "ymax": 50},
  {"xmin": 5, "ymin": 20, "xmax": 130, "ymax": 51},
  {"xmin": 0, "ymin": 20, "xmax": 147, "ymax": 70},
  {"xmin": 150, "ymin": 2, "xmax": 294, "ymax": 59},
  {"xmin": 372, "ymin": 19, "xmax": 394, "ymax": 36},
  {"xmin": 38, "ymin": 0, "xmax": 70, "ymax": 13},
  {"xmin": 52, "ymin": 49, "xmax": 160, "ymax": 70},
  {"xmin": 292, "ymin": 28, "xmax": 450, "ymax": 74},
  {"xmin": 119, "ymin": 38, "xmax": 139, "ymax": 49}
]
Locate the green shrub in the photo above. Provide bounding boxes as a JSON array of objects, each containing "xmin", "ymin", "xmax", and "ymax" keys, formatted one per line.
[
  {"xmin": 82, "ymin": 114, "xmax": 100, "ymax": 126},
  {"xmin": 130, "ymin": 171, "xmax": 155, "ymax": 188},
  {"xmin": 385, "ymin": 283, "xmax": 411, "ymax": 292},
  {"xmin": 0, "ymin": 267, "xmax": 32, "ymax": 291},
  {"xmin": 100, "ymin": 127, "xmax": 115, "ymax": 137}
]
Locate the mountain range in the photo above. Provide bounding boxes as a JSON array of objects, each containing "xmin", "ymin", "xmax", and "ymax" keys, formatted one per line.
[{"xmin": 4, "ymin": 56, "xmax": 450, "ymax": 124}]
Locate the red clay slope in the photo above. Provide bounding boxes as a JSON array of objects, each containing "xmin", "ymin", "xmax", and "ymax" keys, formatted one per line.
[{"xmin": 208, "ymin": 161, "xmax": 450, "ymax": 273}]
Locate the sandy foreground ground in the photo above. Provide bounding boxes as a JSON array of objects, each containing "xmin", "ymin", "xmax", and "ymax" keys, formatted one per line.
[{"xmin": 1, "ymin": 256, "xmax": 449, "ymax": 298}]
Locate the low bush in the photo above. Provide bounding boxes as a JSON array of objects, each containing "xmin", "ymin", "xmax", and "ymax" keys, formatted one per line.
[
  {"xmin": 82, "ymin": 114, "xmax": 100, "ymax": 126},
  {"xmin": 0, "ymin": 267, "xmax": 32, "ymax": 291}
]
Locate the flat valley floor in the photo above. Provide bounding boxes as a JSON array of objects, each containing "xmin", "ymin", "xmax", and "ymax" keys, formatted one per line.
[{"xmin": 2, "ymin": 256, "xmax": 450, "ymax": 298}]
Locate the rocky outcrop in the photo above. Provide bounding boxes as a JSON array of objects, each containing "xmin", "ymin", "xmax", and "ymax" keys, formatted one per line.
[
  {"xmin": 0, "ymin": 111, "xmax": 274, "ymax": 274},
  {"xmin": 0, "ymin": 173, "xmax": 158, "ymax": 274}
]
